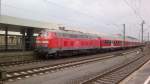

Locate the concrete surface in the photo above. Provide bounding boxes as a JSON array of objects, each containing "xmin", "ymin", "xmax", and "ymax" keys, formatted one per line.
[{"xmin": 120, "ymin": 58, "xmax": 150, "ymax": 84}]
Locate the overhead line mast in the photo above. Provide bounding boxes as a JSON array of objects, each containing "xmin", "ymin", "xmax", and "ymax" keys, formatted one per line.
[
  {"xmin": 141, "ymin": 20, "xmax": 145, "ymax": 44},
  {"xmin": 123, "ymin": 24, "xmax": 126, "ymax": 47},
  {"xmin": 148, "ymin": 32, "xmax": 149, "ymax": 42}
]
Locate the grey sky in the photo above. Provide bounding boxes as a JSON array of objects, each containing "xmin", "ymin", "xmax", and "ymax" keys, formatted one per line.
[{"xmin": 1, "ymin": 0, "xmax": 150, "ymax": 39}]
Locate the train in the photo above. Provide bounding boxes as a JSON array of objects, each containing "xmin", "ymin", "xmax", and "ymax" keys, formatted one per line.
[{"xmin": 35, "ymin": 29, "xmax": 141, "ymax": 59}]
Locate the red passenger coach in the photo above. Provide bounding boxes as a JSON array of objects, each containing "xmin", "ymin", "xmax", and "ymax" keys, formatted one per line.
[{"xmin": 100, "ymin": 38, "xmax": 112, "ymax": 49}]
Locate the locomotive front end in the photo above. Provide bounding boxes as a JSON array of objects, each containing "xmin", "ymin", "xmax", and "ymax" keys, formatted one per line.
[{"xmin": 35, "ymin": 31, "xmax": 53, "ymax": 58}]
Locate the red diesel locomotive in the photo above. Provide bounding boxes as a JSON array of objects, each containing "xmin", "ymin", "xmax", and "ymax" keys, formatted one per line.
[{"xmin": 35, "ymin": 29, "xmax": 141, "ymax": 58}]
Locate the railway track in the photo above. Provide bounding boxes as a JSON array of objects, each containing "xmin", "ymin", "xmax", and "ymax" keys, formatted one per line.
[
  {"xmin": 1, "ymin": 49, "xmax": 138, "ymax": 82},
  {"xmin": 0, "ymin": 48, "xmax": 138, "ymax": 68},
  {"xmin": 81, "ymin": 52, "xmax": 150, "ymax": 84}
]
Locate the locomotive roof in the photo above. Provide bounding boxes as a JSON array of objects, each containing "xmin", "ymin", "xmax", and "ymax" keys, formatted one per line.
[{"xmin": 43, "ymin": 29, "xmax": 100, "ymax": 38}]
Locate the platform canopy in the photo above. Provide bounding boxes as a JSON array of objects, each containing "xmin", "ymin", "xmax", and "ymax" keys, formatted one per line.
[{"xmin": 0, "ymin": 15, "xmax": 61, "ymax": 32}]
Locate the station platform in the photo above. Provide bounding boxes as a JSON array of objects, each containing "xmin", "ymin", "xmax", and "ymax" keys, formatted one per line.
[
  {"xmin": 0, "ymin": 51, "xmax": 35, "ymax": 62},
  {"xmin": 120, "ymin": 59, "xmax": 150, "ymax": 84}
]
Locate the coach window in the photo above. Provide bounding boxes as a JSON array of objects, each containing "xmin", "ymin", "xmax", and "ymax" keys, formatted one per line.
[
  {"xmin": 110, "ymin": 40, "xmax": 111, "ymax": 44},
  {"xmin": 104, "ymin": 40, "xmax": 106, "ymax": 44},
  {"xmin": 106, "ymin": 40, "xmax": 108, "ymax": 44},
  {"xmin": 105, "ymin": 40, "xmax": 110, "ymax": 44},
  {"xmin": 113, "ymin": 41, "xmax": 115, "ymax": 44},
  {"xmin": 105, "ymin": 40, "xmax": 107, "ymax": 44},
  {"xmin": 106, "ymin": 40, "xmax": 109, "ymax": 44},
  {"xmin": 109, "ymin": 40, "xmax": 111, "ymax": 44},
  {"xmin": 104, "ymin": 40, "xmax": 107, "ymax": 44}
]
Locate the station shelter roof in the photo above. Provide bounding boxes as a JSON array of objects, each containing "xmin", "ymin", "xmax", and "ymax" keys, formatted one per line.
[{"xmin": 0, "ymin": 15, "xmax": 59, "ymax": 33}]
